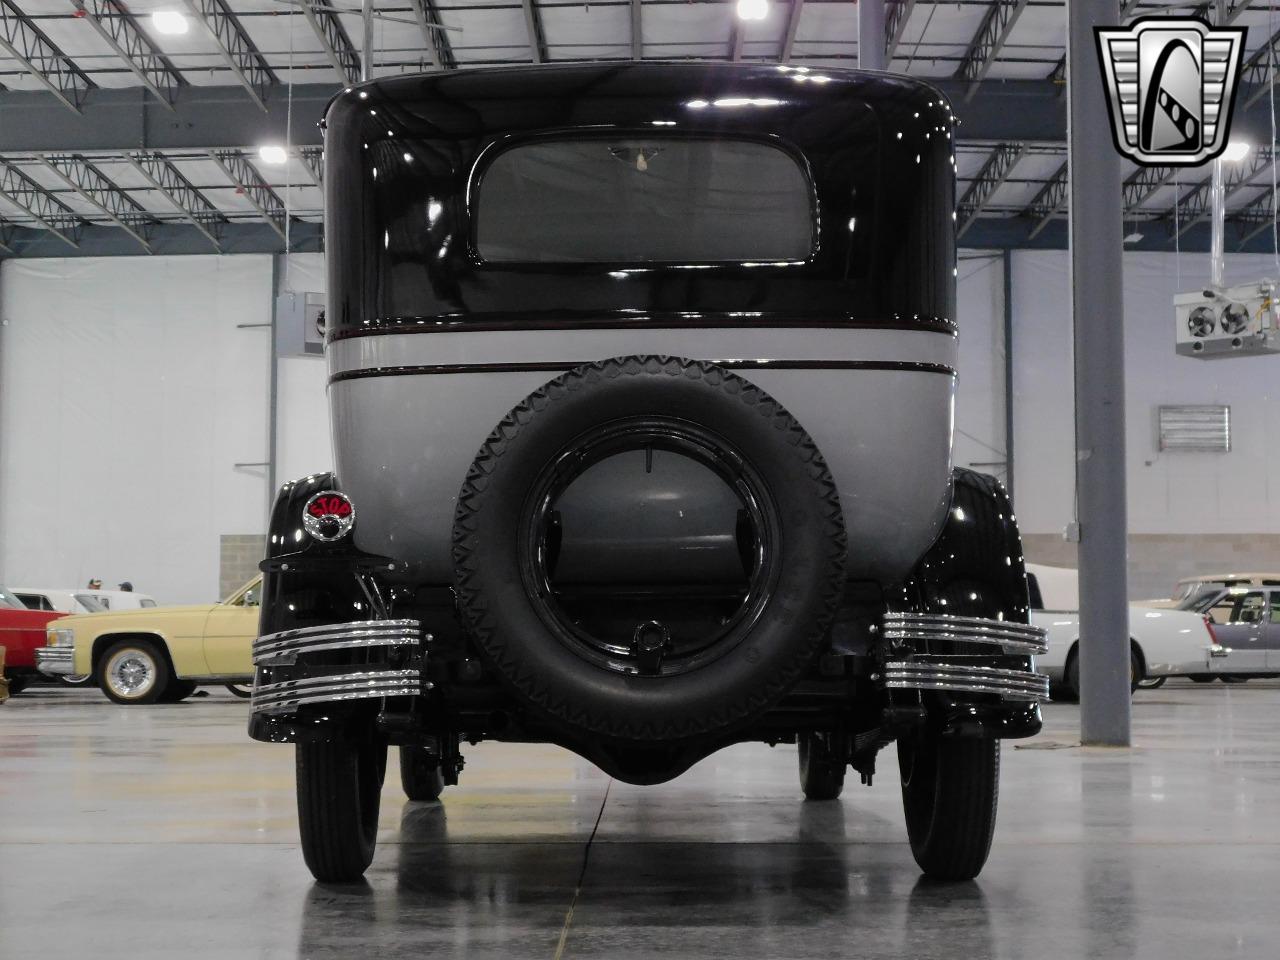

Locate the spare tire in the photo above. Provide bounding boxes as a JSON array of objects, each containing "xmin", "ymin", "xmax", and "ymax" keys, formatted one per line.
[{"xmin": 453, "ymin": 356, "xmax": 847, "ymax": 742}]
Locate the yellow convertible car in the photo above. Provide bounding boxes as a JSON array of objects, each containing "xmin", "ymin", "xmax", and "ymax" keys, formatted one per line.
[{"xmin": 37, "ymin": 576, "xmax": 259, "ymax": 704}]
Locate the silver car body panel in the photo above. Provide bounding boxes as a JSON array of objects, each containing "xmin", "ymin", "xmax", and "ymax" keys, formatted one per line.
[{"xmin": 328, "ymin": 326, "xmax": 956, "ymax": 583}]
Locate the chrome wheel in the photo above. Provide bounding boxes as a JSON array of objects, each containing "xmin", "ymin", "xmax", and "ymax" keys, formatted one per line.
[{"xmin": 102, "ymin": 646, "xmax": 161, "ymax": 702}]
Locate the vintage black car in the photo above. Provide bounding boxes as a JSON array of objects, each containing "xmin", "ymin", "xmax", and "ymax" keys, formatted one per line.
[{"xmin": 248, "ymin": 62, "xmax": 1048, "ymax": 884}]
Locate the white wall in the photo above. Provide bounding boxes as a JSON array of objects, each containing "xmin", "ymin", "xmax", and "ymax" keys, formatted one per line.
[
  {"xmin": 274, "ymin": 253, "xmax": 333, "ymax": 483},
  {"xmin": 0, "ymin": 256, "xmax": 273, "ymax": 603},
  {"xmin": 1001, "ymin": 250, "xmax": 1280, "ymax": 535},
  {"xmin": 954, "ymin": 252, "xmax": 1007, "ymax": 482}
]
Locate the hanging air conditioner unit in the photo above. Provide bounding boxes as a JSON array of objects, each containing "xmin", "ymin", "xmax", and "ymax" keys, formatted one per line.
[{"xmin": 1174, "ymin": 281, "xmax": 1280, "ymax": 358}]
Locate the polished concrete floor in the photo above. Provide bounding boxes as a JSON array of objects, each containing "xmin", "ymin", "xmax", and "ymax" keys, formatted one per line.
[{"xmin": 1, "ymin": 681, "xmax": 1275, "ymax": 959}]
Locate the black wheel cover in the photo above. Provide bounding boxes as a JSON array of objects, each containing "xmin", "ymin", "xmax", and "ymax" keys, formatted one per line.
[{"xmin": 453, "ymin": 356, "xmax": 847, "ymax": 742}]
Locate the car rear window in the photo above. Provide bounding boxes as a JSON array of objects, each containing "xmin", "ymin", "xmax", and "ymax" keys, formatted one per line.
[{"xmin": 474, "ymin": 137, "xmax": 814, "ymax": 264}]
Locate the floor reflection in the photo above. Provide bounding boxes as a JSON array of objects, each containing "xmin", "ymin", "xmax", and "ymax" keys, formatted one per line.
[{"xmin": 293, "ymin": 796, "xmax": 997, "ymax": 959}]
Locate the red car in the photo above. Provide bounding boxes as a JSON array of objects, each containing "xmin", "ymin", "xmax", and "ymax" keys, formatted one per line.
[{"xmin": 0, "ymin": 585, "xmax": 66, "ymax": 695}]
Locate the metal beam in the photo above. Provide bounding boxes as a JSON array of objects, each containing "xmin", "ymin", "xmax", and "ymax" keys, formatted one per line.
[
  {"xmin": 72, "ymin": 0, "xmax": 186, "ymax": 110},
  {"xmin": 730, "ymin": 21, "xmax": 745, "ymax": 62},
  {"xmin": 955, "ymin": 0, "xmax": 1030, "ymax": 101},
  {"xmin": 179, "ymin": 0, "xmax": 277, "ymax": 112},
  {"xmin": 780, "ymin": 0, "xmax": 805, "ymax": 62},
  {"xmin": 0, "ymin": 0, "xmax": 95, "ymax": 113},
  {"xmin": 298, "ymin": 0, "xmax": 362, "ymax": 83},
  {"xmin": 884, "ymin": 0, "xmax": 914, "ymax": 63},
  {"xmin": 0, "ymin": 160, "xmax": 83, "ymax": 248},
  {"xmin": 1223, "ymin": 0, "xmax": 1256, "ymax": 24},
  {"xmin": 207, "ymin": 150, "xmax": 288, "ymax": 241},
  {"xmin": 1122, "ymin": 163, "xmax": 1179, "ymax": 212},
  {"xmin": 1233, "ymin": 188, "xmax": 1274, "ymax": 248},
  {"xmin": 631, "ymin": 0, "xmax": 642, "ymax": 60},
  {"xmin": 407, "ymin": 0, "xmax": 451, "ymax": 69},
  {"xmin": 521, "ymin": 0, "xmax": 546, "ymax": 64},
  {"xmin": 1024, "ymin": 160, "xmax": 1067, "ymax": 239},
  {"xmin": 1165, "ymin": 148, "xmax": 1274, "ymax": 238},
  {"xmin": 0, "ymin": 219, "xmax": 321, "ymax": 258},
  {"xmin": 128, "ymin": 151, "xmax": 226, "ymax": 250},
  {"xmin": 1242, "ymin": 28, "xmax": 1280, "ymax": 109},
  {"xmin": 0, "ymin": 84, "xmax": 333, "ymax": 154},
  {"xmin": 957, "ymin": 142, "xmax": 1024, "ymax": 237},
  {"xmin": 39, "ymin": 153, "xmax": 153, "ymax": 251},
  {"xmin": 1068, "ymin": 0, "xmax": 1130, "ymax": 748},
  {"xmin": 299, "ymin": 146, "xmax": 323, "ymax": 189}
]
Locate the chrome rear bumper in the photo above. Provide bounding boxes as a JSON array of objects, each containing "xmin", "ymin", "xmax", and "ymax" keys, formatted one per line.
[
  {"xmin": 880, "ymin": 612, "xmax": 1048, "ymax": 702},
  {"xmin": 35, "ymin": 646, "xmax": 74, "ymax": 677},
  {"xmin": 252, "ymin": 669, "xmax": 422, "ymax": 714},
  {"xmin": 250, "ymin": 619, "xmax": 424, "ymax": 717}
]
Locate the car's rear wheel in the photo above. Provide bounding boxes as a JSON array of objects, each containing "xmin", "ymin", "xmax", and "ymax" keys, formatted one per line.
[
  {"xmin": 224, "ymin": 683, "xmax": 253, "ymax": 699},
  {"xmin": 5, "ymin": 675, "xmax": 29, "ymax": 695},
  {"xmin": 797, "ymin": 733, "xmax": 845, "ymax": 801},
  {"xmin": 297, "ymin": 738, "xmax": 386, "ymax": 882},
  {"xmin": 1063, "ymin": 646, "xmax": 1141, "ymax": 701},
  {"xmin": 399, "ymin": 746, "xmax": 446, "ymax": 802},
  {"xmin": 1137, "ymin": 676, "xmax": 1166, "ymax": 689},
  {"xmin": 98, "ymin": 640, "xmax": 171, "ymax": 705},
  {"xmin": 59, "ymin": 674, "xmax": 93, "ymax": 687},
  {"xmin": 160, "ymin": 679, "xmax": 198, "ymax": 703},
  {"xmin": 899, "ymin": 732, "xmax": 1000, "ymax": 881}
]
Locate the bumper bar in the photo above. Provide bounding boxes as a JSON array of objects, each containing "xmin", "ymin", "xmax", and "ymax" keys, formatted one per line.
[
  {"xmin": 250, "ymin": 618, "xmax": 424, "ymax": 717},
  {"xmin": 252, "ymin": 618, "xmax": 421, "ymax": 666},
  {"xmin": 882, "ymin": 612, "xmax": 1048, "ymax": 655},
  {"xmin": 883, "ymin": 660, "xmax": 1049, "ymax": 701},
  {"xmin": 252, "ymin": 668, "xmax": 422, "ymax": 714},
  {"xmin": 35, "ymin": 646, "xmax": 74, "ymax": 676},
  {"xmin": 880, "ymin": 611, "xmax": 1048, "ymax": 703}
]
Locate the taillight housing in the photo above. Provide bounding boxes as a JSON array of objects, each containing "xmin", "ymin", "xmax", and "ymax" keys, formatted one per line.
[{"xmin": 303, "ymin": 491, "xmax": 355, "ymax": 542}]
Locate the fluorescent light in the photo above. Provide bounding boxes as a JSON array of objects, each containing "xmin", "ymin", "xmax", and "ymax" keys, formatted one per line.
[
  {"xmin": 1223, "ymin": 141, "xmax": 1251, "ymax": 162},
  {"xmin": 258, "ymin": 145, "xmax": 288, "ymax": 165},
  {"xmin": 150, "ymin": 11, "xmax": 189, "ymax": 35},
  {"xmin": 737, "ymin": 0, "xmax": 768, "ymax": 21},
  {"xmin": 1124, "ymin": 231, "xmax": 1143, "ymax": 244}
]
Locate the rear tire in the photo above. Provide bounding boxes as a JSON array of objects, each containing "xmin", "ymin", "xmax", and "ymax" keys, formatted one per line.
[
  {"xmin": 6, "ymin": 675, "xmax": 29, "ymax": 695},
  {"xmin": 798, "ymin": 734, "xmax": 845, "ymax": 801},
  {"xmin": 1137, "ymin": 676, "xmax": 1166, "ymax": 689},
  {"xmin": 160, "ymin": 679, "xmax": 198, "ymax": 703},
  {"xmin": 399, "ymin": 747, "xmax": 446, "ymax": 802},
  {"xmin": 98, "ymin": 640, "xmax": 171, "ymax": 705},
  {"xmin": 1063, "ymin": 647, "xmax": 1141, "ymax": 701},
  {"xmin": 224, "ymin": 683, "xmax": 253, "ymax": 699},
  {"xmin": 296, "ymin": 738, "xmax": 386, "ymax": 882},
  {"xmin": 899, "ymin": 732, "xmax": 999, "ymax": 881}
]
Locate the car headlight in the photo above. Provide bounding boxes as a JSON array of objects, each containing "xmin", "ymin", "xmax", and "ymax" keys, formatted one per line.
[{"xmin": 47, "ymin": 627, "xmax": 75, "ymax": 648}]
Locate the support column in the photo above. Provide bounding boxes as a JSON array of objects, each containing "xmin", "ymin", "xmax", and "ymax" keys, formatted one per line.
[
  {"xmin": 859, "ymin": 0, "xmax": 886, "ymax": 71},
  {"xmin": 1068, "ymin": 0, "xmax": 1130, "ymax": 746},
  {"xmin": 1003, "ymin": 248, "xmax": 1015, "ymax": 504}
]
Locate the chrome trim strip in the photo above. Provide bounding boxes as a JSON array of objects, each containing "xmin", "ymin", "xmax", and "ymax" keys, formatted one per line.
[
  {"xmin": 883, "ymin": 612, "xmax": 1048, "ymax": 655},
  {"xmin": 882, "ymin": 661, "xmax": 1049, "ymax": 702},
  {"xmin": 250, "ymin": 668, "xmax": 422, "ymax": 715},
  {"xmin": 252, "ymin": 619, "xmax": 421, "ymax": 666},
  {"xmin": 35, "ymin": 646, "xmax": 74, "ymax": 676}
]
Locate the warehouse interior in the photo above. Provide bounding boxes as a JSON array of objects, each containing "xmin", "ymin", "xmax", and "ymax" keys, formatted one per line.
[{"xmin": 1, "ymin": 2, "xmax": 1277, "ymax": 958}]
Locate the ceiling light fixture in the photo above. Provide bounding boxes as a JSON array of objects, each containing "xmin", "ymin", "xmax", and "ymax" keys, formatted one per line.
[
  {"xmin": 736, "ymin": 0, "xmax": 768, "ymax": 21},
  {"xmin": 150, "ymin": 10, "xmax": 189, "ymax": 35},
  {"xmin": 258, "ymin": 145, "xmax": 288, "ymax": 165},
  {"xmin": 1222, "ymin": 141, "xmax": 1251, "ymax": 162}
]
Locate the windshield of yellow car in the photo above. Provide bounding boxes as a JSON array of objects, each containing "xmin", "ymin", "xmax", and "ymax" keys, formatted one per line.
[{"xmin": 223, "ymin": 578, "xmax": 262, "ymax": 607}]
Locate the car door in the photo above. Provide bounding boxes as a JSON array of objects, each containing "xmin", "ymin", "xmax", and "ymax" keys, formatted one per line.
[
  {"xmin": 1207, "ymin": 590, "xmax": 1268, "ymax": 674},
  {"xmin": 1264, "ymin": 591, "xmax": 1280, "ymax": 672},
  {"xmin": 202, "ymin": 578, "xmax": 261, "ymax": 677}
]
